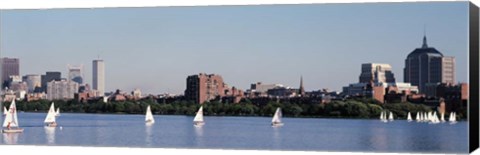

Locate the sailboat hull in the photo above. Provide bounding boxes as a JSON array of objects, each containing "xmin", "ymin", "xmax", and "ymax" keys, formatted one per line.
[
  {"xmin": 271, "ymin": 122, "xmax": 284, "ymax": 127},
  {"xmin": 45, "ymin": 122, "xmax": 57, "ymax": 127},
  {"xmin": 2, "ymin": 128, "xmax": 24, "ymax": 133},
  {"xmin": 194, "ymin": 121, "xmax": 205, "ymax": 126}
]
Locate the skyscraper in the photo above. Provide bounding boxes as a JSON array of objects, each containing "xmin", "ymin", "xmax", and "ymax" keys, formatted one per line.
[
  {"xmin": 359, "ymin": 63, "xmax": 396, "ymax": 84},
  {"xmin": 92, "ymin": 59, "xmax": 105, "ymax": 96},
  {"xmin": 1, "ymin": 57, "xmax": 20, "ymax": 87},
  {"xmin": 404, "ymin": 35, "xmax": 455, "ymax": 93},
  {"xmin": 41, "ymin": 71, "xmax": 62, "ymax": 93},
  {"xmin": 68, "ymin": 64, "xmax": 84, "ymax": 84}
]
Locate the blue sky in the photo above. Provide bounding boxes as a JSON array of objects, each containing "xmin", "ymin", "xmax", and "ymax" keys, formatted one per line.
[{"xmin": 0, "ymin": 2, "xmax": 469, "ymax": 95}]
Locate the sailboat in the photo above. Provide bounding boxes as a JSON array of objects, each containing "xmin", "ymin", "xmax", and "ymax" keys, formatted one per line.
[
  {"xmin": 3, "ymin": 106, "xmax": 7, "ymax": 116},
  {"xmin": 440, "ymin": 112, "xmax": 445, "ymax": 122},
  {"xmin": 429, "ymin": 111, "xmax": 440, "ymax": 124},
  {"xmin": 44, "ymin": 102, "xmax": 57, "ymax": 127},
  {"xmin": 407, "ymin": 112, "xmax": 412, "ymax": 122},
  {"xmin": 271, "ymin": 107, "xmax": 284, "ymax": 127},
  {"xmin": 380, "ymin": 111, "xmax": 387, "ymax": 122},
  {"xmin": 388, "ymin": 112, "xmax": 394, "ymax": 121},
  {"xmin": 415, "ymin": 112, "xmax": 420, "ymax": 122},
  {"xmin": 55, "ymin": 108, "xmax": 61, "ymax": 117},
  {"xmin": 193, "ymin": 106, "xmax": 205, "ymax": 126},
  {"xmin": 449, "ymin": 112, "xmax": 457, "ymax": 124},
  {"xmin": 145, "ymin": 105, "xmax": 155, "ymax": 124},
  {"xmin": 2, "ymin": 99, "xmax": 24, "ymax": 133}
]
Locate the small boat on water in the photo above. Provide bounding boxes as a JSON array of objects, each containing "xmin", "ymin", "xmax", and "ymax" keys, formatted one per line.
[
  {"xmin": 449, "ymin": 112, "xmax": 457, "ymax": 124},
  {"xmin": 388, "ymin": 112, "xmax": 394, "ymax": 121},
  {"xmin": 271, "ymin": 107, "xmax": 284, "ymax": 127},
  {"xmin": 193, "ymin": 106, "xmax": 205, "ymax": 127},
  {"xmin": 145, "ymin": 105, "xmax": 155, "ymax": 124},
  {"xmin": 407, "ymin": 112, "xmax": 412, "ymax": 122},
  {"xmin": 55, "ymin": 108, "xmax": 61, "ymax": 117},
  {"xmin": 440, "ymin": 112, "xmax": 445, "ymax": 122},
  {"xmin": 44, "ymin": 102, "xmax": 58, "ymax": 127},
  {"xmin": 380, "ymin": 111, "xmax": 388, "ymax": 122},
  {"xmin": 2, "ymin": 99, "xmax": 24, "ymax": 133}
]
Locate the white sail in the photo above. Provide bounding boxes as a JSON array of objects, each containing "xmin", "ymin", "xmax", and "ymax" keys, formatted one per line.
[
  {"xmin": 55, "ymin": 108, "xmax": 61, "ymax": 117},
  {"xmin": 193, "ymin": 106, "xmax": 204, "ymax": 123},
  {"xmin": 3, "ymin": 106, "xmax": 7, "ymax": 116},
  {"xmin": 407, "ymin": 112, "xmax": 412, "ymax": 122},
  {"xmin": 415, "ymin": 112, "xmax": 419, "ymax": 122},
  {"xmin": 423, "ymin": 112, "xmax": 428, "ymax": 122},
  {"xmin": 2, "ymin": 100, "xmax": 19, "ymax": 128},
  {"xmin": 379, "ymin": 111, "xmax": 384, "ymax": 120},
  {"xmin": 145, "ymin": 105, "xmax": 155, "ymax": 123},
  {"xmin": 272, "ymin": 108, "xmax": 283, "ymax": 124},
  {"xmin": 440, "ymin": 112, "xmax": 445, "ymax": 122},
  {"xmin": 388, "ymin": 112, "xmax": 394, "ymax": 121},
  {"xmin": 44, "ymin": 103, "xmax": 56, "ymax": 124},
  {"xmin": 448, "ymin": 112, "xmax": 454, "ymax": 122},
  {"xmin": 451, "ymin": 112, "xmax": 457, "ymax": 122}
]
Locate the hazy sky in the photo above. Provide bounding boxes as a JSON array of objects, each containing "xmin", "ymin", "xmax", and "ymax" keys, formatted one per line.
[{"xmin": 0, "ymin": 2, "xmax": 469, "ymax": 95}]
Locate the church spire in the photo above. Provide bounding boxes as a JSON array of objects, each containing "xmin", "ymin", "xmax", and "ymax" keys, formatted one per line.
[{"xmin": 299, "ymin": 76, "xmax": 305, "ymax": 97}]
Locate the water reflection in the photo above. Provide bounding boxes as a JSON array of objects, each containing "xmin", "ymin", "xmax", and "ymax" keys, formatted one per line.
[
  {"xmin": 194, "ymin": 126, "xmax": 203, "ymax": 137},
  {"xmin": 272, "ymin": 127, "xmax": 281, "ymax": 149},
  {"xmin": 370, "ymin": 126, "xmax": 387, "ymax": 151},
  {"xmin": 2, "ymin": 133, "xmax": 19, "ymax": 144},
  {"xmin": 44, "ymin": 127, "xmax": 56, "ymax": 144},
  {"xmin": 145, "ymin": 124, "xmax": 153, "ymax": 146}
]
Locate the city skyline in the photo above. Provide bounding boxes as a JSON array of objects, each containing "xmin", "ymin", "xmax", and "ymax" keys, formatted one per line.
[{"xmin": 0, "ymin": 2, "xmax": 469, "ymax": 94}]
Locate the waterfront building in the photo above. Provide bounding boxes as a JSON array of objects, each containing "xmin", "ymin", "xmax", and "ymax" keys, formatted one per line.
[
  {"xmin": 404, "ymin": 35, "xmax": 455, "ymax": 93},
  {"xmin": 185, "ymin": 73, "xmax": 243, "ymax": 104},
  {"xmin": 47, "ymin": 79, "xmax": 79, "ymax": 100},
  {"xmin": 92, "ymin": 59, "xmax": 105, "ymax": 96},
  {"xmin": 246, "ymin": 82, "xmax": 284, "ymax": 97},
  {"xmin": 1, "ymin": 57, "xmax": 20, "ymax": 86}
]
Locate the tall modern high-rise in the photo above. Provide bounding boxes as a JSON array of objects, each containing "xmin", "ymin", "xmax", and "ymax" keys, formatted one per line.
[
  {"xmin": 41, "ymin": 71, "xmax": 62, "ymax": 93},
  {"xmin": 404, "ymin": 35, "xmax": 455, "ymax": 93},
  {"xmin": 1, "ymin": 57, "xmax": 20, "ymax": 86},
  {"xmin": 359, "ymin": 63, "xmax": 396, "ymax": 83},
  {"xmin": 68, "ymin": 64, "xmax": 84, "ymax": 84},
  {"xmin": 92, "ymin": 59, "xmax": 105, "ymax": 96}
]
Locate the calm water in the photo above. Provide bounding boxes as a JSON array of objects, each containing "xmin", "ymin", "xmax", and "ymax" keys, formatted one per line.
[{"xmin": 0, "ymin": 112, "xmax": 468, "ymax": 153}]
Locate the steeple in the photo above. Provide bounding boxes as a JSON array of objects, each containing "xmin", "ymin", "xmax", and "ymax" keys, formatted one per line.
[
  {"xmin": 299, "ymin": 76, "xmax": 305, "ymax": 97},
  {"xmin": 422, "ymin": 26, "xmax": 428, "ymax": 48}
]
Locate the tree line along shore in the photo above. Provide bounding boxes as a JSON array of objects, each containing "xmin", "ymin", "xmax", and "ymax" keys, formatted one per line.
[{"xmin": 3, "ymin": 98, "xmax": 466, "ymax": 120}]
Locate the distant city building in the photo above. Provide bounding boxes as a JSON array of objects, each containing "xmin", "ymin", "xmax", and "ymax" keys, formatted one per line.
[
  {"xmin": 68, "ymin": 64, "xmax": 84, "ymax": 84},
  {"xmin": 22, "ymin": 74, "xmax": 41, "ymax": 93},
  {"xmin": 185, "ymin": 73, "xmax": 243, "ymax": 104},
  {"xmin": 132, "ymin": 88, "xmax": 142, "ymax": 99},
  {"xmin": 1, "ymin": 57, "xmax": 20, "ymax": 87},
  {"xmin": 404, "ymin": 35, "xmax": 455, "ymax": 93},
  {"xmin": 359, "ymin": 63, "xmax": 395, "ymax": 83},
  {"xmin": 92, "ymin": 59, "xmax": 105, "ymax": 96},
  {"xmin": 441, "ymin": 56, "xmax": 455, "ymax": 84},
  {"xmin": 41, "ymin": 71, "xmax": 62, "ymax": 93},
  {"xmin": 47, "ymin": 79, "xmax": 79, "ymax": 100},
  {"xmin": 185, "ymin": 73, "xmax": 226, "ymax": 104},
  {"xmin": 343, "ymin": 63, "xmax": 418, "ymax": 103},
  {"xmin": 246, "ymin": 82, "xmax": 284, "ymax": 97}
]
